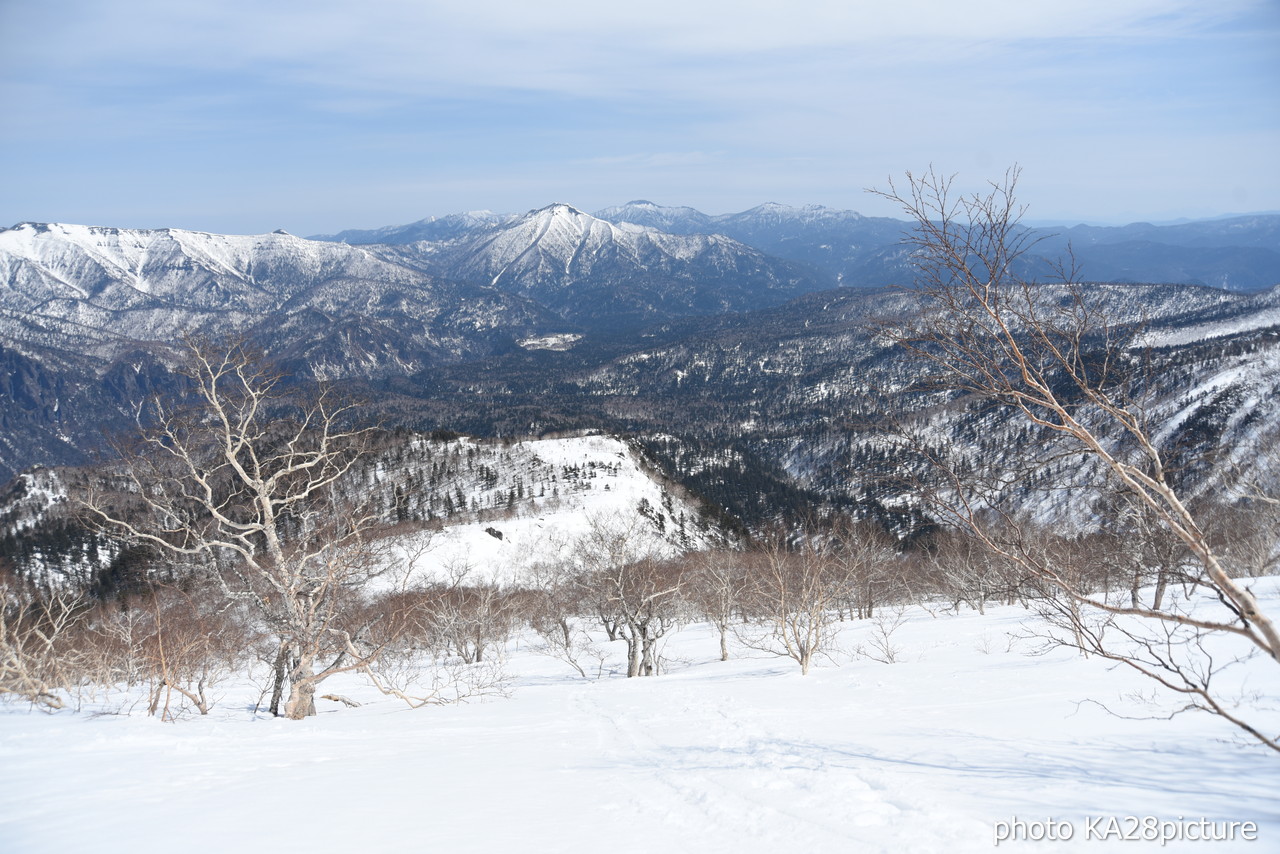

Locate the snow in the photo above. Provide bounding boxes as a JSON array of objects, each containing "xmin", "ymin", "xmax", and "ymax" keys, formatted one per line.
[
  {"xmin": 387, "ymin": 434, "xmax": 709, "ymax": 586},
  {"xmin": 436, "ymin": 202, "xmax": 764, "ymax": 288},
  {"xmin": 2, "ymin": 581, "xmax": 1276, "ymax": 853},
  {"xmin": 2, "ymin": 469, "xmax": 68, "ymax": 536},
  {"xmin": 0, "ymin": 220, "xmax": 399, "ymax": 310},
  {"xmin": 517, "ymin": 332, "xmax": 583, "ymax": 350},
  {"xmin": 1143, "ymin": 307, "xmax": 1280, "ymax": 348}
]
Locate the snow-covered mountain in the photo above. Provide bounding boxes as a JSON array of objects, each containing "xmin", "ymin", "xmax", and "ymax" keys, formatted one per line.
[
  {"xmin": 594, "ymin": 203, "xmax": 1280, "ymax": 291},
  {"xmin": 314, "ymin": 202, "xmax": 1280, "ymax": 291},
  {"xmin": 3, "ymin": 204, "xmax": 1279, "ymax": 528},
  {"xmin": 591, "ymin": 201, "xmax": 907, "ymax": 287},
  {"xmin": 592, "ymin": 200, "xmax": 713, "ymax": 234},
  {"xmin": 382, "ymin": 204, "xmax": 833, "ymax": 327},
  {"xmin": 594, "ymin": 200, "xmax": 876, "ymax": 237},
  {"xmin": 593, "ymin": 202, "xmax": 1280, "ymax": 290},
  {"xmin": 0, "ymin": 221, "xmax": 568, "ymax": 479},
  {"xmin": 314, "ymin": 210, "xmax": 519, "ymax": 246},
  {"xmin": 0, "ymin": 431, "xmax": 734, "ymax": 590},
  {"xmin": 0, "ymin": 221, "xmax": 555, "ymax": 366}
]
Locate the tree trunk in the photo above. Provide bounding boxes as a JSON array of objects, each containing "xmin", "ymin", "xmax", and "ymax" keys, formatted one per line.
[
  {"xmin": 286, "ymin": 679, "xmax": 317, "ymax": 719},
  {"xmin": 284, "ymin": 651, "xmax": 318, "ymax": 719},
  {"xmin": 268, "ymin": 641, "xmax": 289, "ymax": 717},
  {"xmin": 1152, "ymin": 567, "xmax": 1169, "ymax": 611},
  {"xmin": 640, "ymin": 634, "xmax": 657, "ymax": 676},
  {"xmin": 624, "ymin": 632, "xmax": 642, "ymax": 678}
]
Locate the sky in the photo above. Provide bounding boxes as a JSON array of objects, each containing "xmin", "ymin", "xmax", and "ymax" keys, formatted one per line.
[{"xmin": 1, "ymin": 0, "xmax": 1278, "ymax": 235}]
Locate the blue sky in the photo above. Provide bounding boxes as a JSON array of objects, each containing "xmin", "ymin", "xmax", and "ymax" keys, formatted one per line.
[{"xmin": 1, "ymin": 0, "xmax": 1277, "ymax": 235}]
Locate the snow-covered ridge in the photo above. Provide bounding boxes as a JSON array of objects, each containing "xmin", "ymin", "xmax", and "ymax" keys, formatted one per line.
[
  {"xmin": 311, "ymin": 210, "xmax": 519, "ymax": 245},
  {"xmin": 591, "ymin": 200, "xmax": 868, "ymax": 237},
  {"xmin": 2, "ymin": 432, "xmax": 729, "ymax": 590},
  {"xmin": 1139, "ymin": 285, "xmax": 1280, "ymax": 348},
  {"xmin": 0, "ymin": 220, "xmax": 407, "ymax": 309},
  {"xmin": 450, "ymin": 203, "xmax": 751, "ymax": 286},
  {"xmin": 378, "ymin": 202, "xmax": 828, "ymax": 323},
  {"xmin": 0, "ymin": 218, "xmax": 554, "ymax": 379},
  {"xmin": 380, "ymin": 433, "xmax": 720, "ymax": 586},
  {"xmin": 1143, "ymin": 308, "xmax": 1280, "ymax": 348}
]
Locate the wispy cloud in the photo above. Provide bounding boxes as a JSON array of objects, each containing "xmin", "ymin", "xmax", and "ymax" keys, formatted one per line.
[{"xmin": 1, "ymin": 0, "xmax": 1276, "ymax": 232}]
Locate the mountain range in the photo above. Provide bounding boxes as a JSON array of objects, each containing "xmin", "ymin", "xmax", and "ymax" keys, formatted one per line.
[
  {"xmin": 321, "ymin": 201, "xmax": 1280, "ymax": 292},
  {"xmin": 373, "ymin": 203, "xmax": 830, "ymax": 328},
  {"xmin": 1, "ymin": 202, "xmax": 1278, "ymax": 574}
]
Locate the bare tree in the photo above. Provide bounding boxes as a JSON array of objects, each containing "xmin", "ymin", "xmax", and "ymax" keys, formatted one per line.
[
  {"xmin": 525, "ymin": 558, "xmax": 609, "ymax": 679},
  {"xmin": 357, "ymin": 585, "xmax": 513, "ymax": 708},
  {"xmin": 873, "ymin": 167, "xmax": 1280, "ymax": 751},
  {"xmin": 394, "ymin": 564, "xmax": 521, "ymax": 665},
  {"xmin": 575, "ymin": 513, "xmax": 686, "ymax": 677},
  {"xmin": 739, "ymin": 530, "xmax": 854, "ymax": 675},
  {"xmin": 142, "ymin": 582, "xmax": 255, "ymax": 719},
  {"xmin": 82, "ymin": 339, "xmax": 395, "ymax": 719},
  {"xmin": 0, "ymin": 575, "xmax": 82, "ymax": 710},
  {"xmin": 685, "ymin": 549, "xmax": 747, "ymax": 661},
  {"xmin": 827, "ymin": 516, "xmax": 902, "ymax": 620},
  {"xmin": 931, "ymin": 529, "xmax": 1022, "ymax": 615}
]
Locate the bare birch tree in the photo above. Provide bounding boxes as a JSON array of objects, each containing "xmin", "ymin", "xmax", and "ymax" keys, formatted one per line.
[
  {"xmin": 740, "ymin": 530, "xmax": 855, "ymax": 675},
  {"xmin": 686, "ymin": 549, "xmax": 747, "ymax": 661},
  {"xmin": 575, "ymin": 513, "xmax": 685, "ymax": 677},
  {"xmin": 82, "ymin": 339, "xmax": 394, "ymax": 719},
  {"xmin": 0, "ymin": 574, "xmax": 82, "ymax": 710},
  {"xmin": 872, "ymin": 167, "xmax": 1280, "ymax": 751}
]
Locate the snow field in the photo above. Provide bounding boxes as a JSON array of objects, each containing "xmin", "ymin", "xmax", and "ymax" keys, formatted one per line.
[
  {"xmin": 2, "ymin": 581, "xmax": 1277, "ymax": 853},
  {"xmin": 383, "ymin": 434, "xmax": 711, "ymax": 587}
]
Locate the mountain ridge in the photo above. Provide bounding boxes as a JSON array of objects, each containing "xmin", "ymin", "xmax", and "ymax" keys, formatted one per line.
[
  {"xmin": 372, "ymin": 203, "xmax": 834, "ymax": 327},
  {"xmin": 312, "ymin": 203, "xmax": 1280, "ymax": 292}
]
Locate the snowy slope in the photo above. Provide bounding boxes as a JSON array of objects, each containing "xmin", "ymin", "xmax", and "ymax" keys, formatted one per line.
[
  {"xmin": 374, "ymin": 434, "xmax": 722, "ymax": 587},
  {"xmin": 0, "ymin": 222, "xmax": 413, "ymax": 311},
  {"xmin": 0, "ymin": 432, "xmax": 729, "ymax": 590},
  {"xmin": 1142, "ymin": 284, "xmax": 1280, "ymax": 347},
  {"xmin": 1, "ymin": 580, "xmax": 1275, "ymax": 853}
]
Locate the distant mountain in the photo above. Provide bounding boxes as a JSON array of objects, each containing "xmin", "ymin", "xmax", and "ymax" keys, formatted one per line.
[
  {"xmin": 1021, "ymin": 216, "xmax": 1280, "ymax": 292},
  {"xmin": 0, "ymin": 222, "xmax": 555, "ymax": 367},
  {"xmin": 4, "ymin": 203, "xmax": 1280, "ymax": 507},
  {"xmin": 592, "ymin": 201, "xmax": 910, "ymax": 286},
  {"xmin": 1045, "ymin": 215, "xmax": 1280, "ymax": 251},
  {"xmin": 0, "ymin": 221, "xmax": 565, "ymax": 479},
  {"xmin": 592, "ymin": 200, "xmax": 713, "ymax": 234},
  {"xmin": 591, "ymin": 203, "xmax": 1280, "ymax": 291},
  {"xmin": 313, "ymin": 202, "xmax": 1280, "ymax": 292},
  {"xmin": 314, "ymin": 211, "xmax": 518, "ymax": 245},
  {"xmin": 380, "ymin": 204, "xmax": 834, "ymax": 328}
]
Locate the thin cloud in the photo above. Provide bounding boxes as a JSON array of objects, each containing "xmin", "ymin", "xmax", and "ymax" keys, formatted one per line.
[{"xmin": 1, "ymin": 0, "xmax": 1276, "ymax": 232}]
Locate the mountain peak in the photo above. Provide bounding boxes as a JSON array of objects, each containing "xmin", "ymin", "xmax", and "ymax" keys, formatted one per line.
[{"xmin": 529, "ymin": 203, "xmax": 588, "ymax": 217}]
